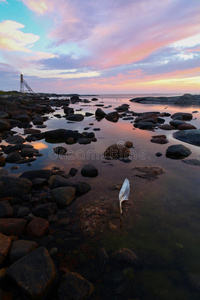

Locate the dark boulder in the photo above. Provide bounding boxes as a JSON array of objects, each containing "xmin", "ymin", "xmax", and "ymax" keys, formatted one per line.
[
  {"xmin": 0, "ymin": 218, "xmax": 27, "ymax": 236},
  {"xmin": 105, "ymin": 112, "xmax": 119, "ymax": 123},
  {"xmin": 26, "ymin": 217, "xmax": 49, "ymax": 238},
  {"xmin": 166, "ymin": 144, "xmax": 192, "ymax": 159},
  {"xmin": 0, "ymin": 200, "xmax": 13, "ymax": 218},
  {"xmin": 9, "ymin": 240, "xmax": 38, "ymax": 262},
  {"xmin": 5, "ymin": 151, "xmax": 21, "ymax": 163},
  {"xmin": 0, "ymin": 233, "xmax": 12, "ymax": 264},
  {"xmin": 95, "ymin": 108, "xmax": 106, "ymax": 119},
  {"xmin": 20, "ymin": 169, "xmax": 53, "ymax": 181},
  {"xmin": 66, "ymin": 114, "xmax": 84, "ymax": 122},
  {"xmin": 173, "ymin": 129, "xmax": 200, "ymax": 146},
  {"xmin": 171, "ymin": 112, "xmax": 193, "ymax": 121},
  {"xmin": 7, "ymin": 247, "xmax": 56, "ymax": 299},
  {"xmin": 81, "ymin": 164, "xmax": 98, "ymax": 177}
]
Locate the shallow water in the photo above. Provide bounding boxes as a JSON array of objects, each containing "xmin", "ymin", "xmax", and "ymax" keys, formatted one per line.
[{"xmin": 1, "ymin": 94, "xmax": 200, "ymax": 299}]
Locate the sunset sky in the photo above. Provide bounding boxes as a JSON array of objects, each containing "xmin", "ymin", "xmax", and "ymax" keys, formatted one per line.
[{"xmin": 0, "ymin": 0, "xmax": 200, "ymax": 94}]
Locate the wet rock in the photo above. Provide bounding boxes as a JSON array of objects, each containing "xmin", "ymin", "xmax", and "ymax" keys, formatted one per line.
[
  {"xmin": 32, "ymin": 178, "xmax": 48, "ymax": 188},
  {"xmin": 169, "ymin": 120, "xmax": 185, "ymax": 128},
  {"xmin": 51, "ymin": 187, "xmax": 76, "ymax": 207},
  {"xmin": 178, "ymin": 123, "xmax": 196, "ymax": 130},
  {"xmin": 159, "ymin": 124, "xmax": 175, "ymax": 130},
  {"xmin": 20, "ymin": 147, "xmax": 39, "ymax": 157},
  {"xmin": 0, "ymin": 233, "xmax": 12, "ymax": 264},
  {"xmin": 182, "ymin": 159, "xmax": 200, "ymax": 166},
  {"xmin": 73, "ymin": 182, "xmax": 91, "ymax": 196},
  {"xmin": 63, "ymin": 106, "xmax": 74, "ymax": 115},
  {"xmin": 0, "ymin": 200, "xmax": 13, "ymax": 217},
  {"xmin": 0, "ymin": 176, "xmax": 32, "ymax": 198},
  {"xmin": 134, "ymin": 121, "xmax": 155, "ymax": 130},
  {"xmin": 166, "ymin": 144, "xmax": 192, "ymax": 159},
  {"xmin": 104, "ymin": 144, "xmax": 130, "ymax": 159},
  {"xmin": 95, "ymin": 108, "xmax": 106, "ymax": 119},
  {"xmin": 9, "ymin": 240, "xmax": 38, "ymax": 263},
  {"xmin": 66, "ymin": 114, "xmax": 84, "ymax": 121},
  {"xmin": 5, "ymin": 135, "xmax": 25, "ymax": 144},
  {"xmin": 84, "ymin": 132, "xmax": 95, "ymax": 139},
  {"xmin": 0, "ymin": 156, "xmax": 5, "ymax": 167},
  {"xmin": 91, "ymin": 97, "xmax": 98, "ymax": 101},
  {"xmin": 5, "ymin": 151, "xmax": 21, "ymax": 163},
  {"xmin": 7, "ymin": 247, "xmax": 56, "ymax": 299},
  {"xmin": 32, "ymin": 203, "xmax": 57, "ymax": 218},
  {"xmin": 44, "ymin": 129, "xmax": 82, "ymax": 143},
  {"xmin": 15, "ymin": 114, "xmax": 31, "ymax": 123},
  {"xmin": 24, "ymin": 128, "xmax": 41, "ymax": 134},
  {"xmin": 132, "ymin": 166, "xmax": 165, "ymax": 181},
  {"xmin": 59, "ymin": 272, "xmax": 94, "ymax": 300},
  {"xmin": 0, "ymin": 111, "xmax": 9, "ymax": 119},
  {"xmin": 81, "ymin": 164, "xmax": 98, "ymax": 177},
  {"xmin": 32, "ymin": 116, "xmax": 43, "ymax": 125},
  {"xmin": 26, "ymin": 217, "xmax": 49, "ymax": 238},
  {"xmin": 20, "ymin": 169, "xmax": 53, "ymax": 181},
  {"xmin": 78, "ymin": 137, "xmax": 91, "ymax": 144},
  {"xmin": 0, "ymin": 218, "xmax": 27, "ymax": 236},
  {"xmin": 106, "ymin": 112, "xmax": 119, "ymax": 123},
  {"xmin": 85, "ymin": 112, "xmax": 93, "ymax": 117},
  {"xmin": 171, "ymin": 112, "xmax": 193, "ymax": 121},
  {"xmin": 173, "ymin": 129, "xmax": 200, "ymax": 146},
  {"xmin": 0, "ymin": 120, "xmax": 10, "ymax": 132},
  {"xmin": 115, "ymin": 104, "xmax": 129, "ymax": 112},
  {"xmin": 122, "ymin": 116, "xmax": 134, "ymax": 120},
  {"xmin": 150, "ymin": 137, "xmax": 168, "ymax": 144}
]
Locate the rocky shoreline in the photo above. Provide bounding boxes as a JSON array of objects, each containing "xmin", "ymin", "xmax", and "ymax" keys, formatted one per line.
[
  {"xmin": 0, "ymin": 92, "xmax": 200, "ymax": 299},
  {"xmin": 130, "ymin": 93, "xmax": 200, "ymax": 105}
]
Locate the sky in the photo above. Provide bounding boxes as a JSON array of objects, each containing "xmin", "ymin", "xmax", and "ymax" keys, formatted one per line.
[{"xmin": 0, "ymin": 0, "xmax": 200, "ymax": 94}]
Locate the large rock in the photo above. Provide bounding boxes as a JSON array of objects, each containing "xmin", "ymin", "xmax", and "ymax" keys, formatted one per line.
[
  {"xmin": 5, "ymin": 151, "xmax": 21, "ymax": 163},
  {"xmin": 0, "ymin": 120, "xmax": 10, "ymax": 132},
  {"xmin": 0, "ymin": 176, "xmax": 32, "ymax": 198},
  {"xmin": 66, "ymin": 114, "xmax": 84, "ymax": 121},
  {"xmin": 173, "ymin": 129, "xmax": 200, "ymax": 146},
  {"xmin": 0, "ymin": 233, "xmax": 12, "ymax": 264},
  {"xmin": 44, "ymin": 129, "xmax": 82, "ymax": 143},
  {"xmin": 0, "ymin": 218, "xmax": 27, "ymax": 236},
  {"xmin": 166, "ymin": 144, "xmax": 192, "ymax": 159},
  {"xmin": 20, "ymin": 169, "xmax": 53, "ymax": 181},
  {"xmin": 105, "ymin": 112, "xmax": 119, "ymax": 123},
  {"xmin": 26, "ymin": 217, "xmax": 49, "ymax": 238},
  {"xmin": 171, "ymin": 112, "xmax": 193, "ymax": 121},
  {"xmin": 51, "ymin": 186, "xmax": 76, "ymax": 207},
  {"xmin": 104, "ymin": 144, "xmax": 130, "ymax": 159},
  {"xmin": 0, "ymin": 200, "xmax": 13, "ymax": 217},
  {"xmin": 15, "ymin": 114, "xmax": 31, "ymax": 123},
  {"xmin": 59, "ymin": 272, "xmax": 94, "ymax": 300},
  {"xmin": 95, "ymin": 108, "xmax": 106, "ymax": 119},
  {"xmin": 9, "ymin": 240, "xmax": 38, "ymax": 263},
  {"xmin": 7, "ymin": 247, "xmax": 56, "ymax": 299},
  {"xmin": 5, "ymin": 135, "xmax": 25, "ymax": 144},
  {"xmin": 81, "ymin": 164, "xmax": 98, "ymax": 177}
]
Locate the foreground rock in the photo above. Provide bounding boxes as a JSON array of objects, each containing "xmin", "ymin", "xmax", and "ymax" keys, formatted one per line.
[
  {"xmin": 59, "ymin": 272, "xmax": 94, "ymax": 300},
  {"xmin": 0, "ymin": 218, "xmax": 27, "ymax": 236},
  {"xmin": 166, "ymin": 144, "xmax": 192, "ymax": 159},
  {"xmin": 173, "ymin": 129, "xmax": 200, "ymax": 146},
  {"xmin": 9, "ymin": 240, "xmax": 38, "ymax": 262},
  {"xmin": 0, "ymin": 176, "xmax": 32, "ymax": 198},
  {"xmin": 7, "ymin": 247, "xmax": 56, "ymax": 299}
]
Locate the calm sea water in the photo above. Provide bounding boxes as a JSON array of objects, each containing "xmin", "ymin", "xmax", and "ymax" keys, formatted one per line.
[{"xmin": 2, "ymin": 93, "xmax": 200, "ymax": 299}]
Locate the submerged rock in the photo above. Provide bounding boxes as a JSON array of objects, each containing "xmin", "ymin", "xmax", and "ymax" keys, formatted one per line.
[
  {"xmin": 182, "ymin": 159, "xmax": 200, "ymax": 166},
  {"xmin": 59, "ymin": 272, "xmax": 94, "ymax": 300},
  {"xmin": 7, "ymin": 247, "xmax": 56, "ymax": 299},
  {"xmin": 104, "ymin": 144, "xmax": 130, "ymax": 159},
  {"xmin": 132, "ymin": 166, "xmax": 165, "ymax": 181}
]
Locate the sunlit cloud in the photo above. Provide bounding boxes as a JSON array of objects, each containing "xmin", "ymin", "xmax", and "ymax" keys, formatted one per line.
[
  {"xmin": 22, "ymin": 0, "xmax": 53, "ymax": 14},
  {"xmin": 0, "ymin": 20, "xmax": 39, "ymax": 52}
]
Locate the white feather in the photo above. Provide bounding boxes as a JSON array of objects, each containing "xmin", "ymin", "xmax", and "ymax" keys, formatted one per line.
[{"xmin": 119, "ymin": 178, "xmax": 130, "ymax": 214}]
